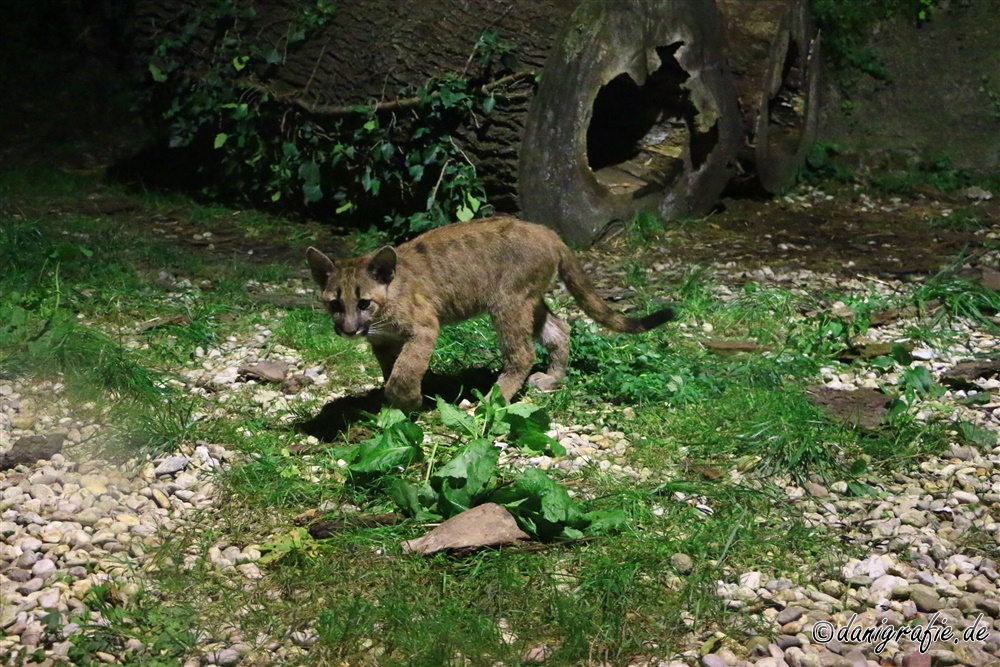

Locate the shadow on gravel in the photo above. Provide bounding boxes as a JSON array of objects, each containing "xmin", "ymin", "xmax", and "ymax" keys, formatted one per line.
[{"xmin": 296, "ymin": 367, "xmax": 500, "ymax": 442}]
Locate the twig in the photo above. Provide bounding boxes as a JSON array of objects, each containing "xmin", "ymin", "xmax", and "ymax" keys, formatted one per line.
[
  {"xmin": 426, "ymin": 158, "xmax": 452, "ymax": 209},
  {"xmin": 241, "ymin": 70, "xmax": 535, "ymax": 117}
]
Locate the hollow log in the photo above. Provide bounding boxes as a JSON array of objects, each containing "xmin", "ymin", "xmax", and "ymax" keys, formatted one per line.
[
  {"xmin": 518, "ymin": 0, "xmax": 743, "ymax": 246},
  {"xmin": 716, "ymin": 0, "xmax": 822, "ymax": 193},
  {"xmin": 133, "ymin": 0, "xmax": 821, "ymax": 241}
]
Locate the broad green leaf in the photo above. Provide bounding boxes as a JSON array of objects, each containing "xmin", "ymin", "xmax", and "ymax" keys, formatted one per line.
[
  {"xmin": 958, "ymin": 421, "xmax": 996, "ymax": 449},
  {"xmin": 265, "ymin": 48, "xmax": 283, "ymax": 64},
  {"xmin": 492, "ymin": 468, "xmax": 586, "ymax": 540},
  {"xmin": 890, "ymin": 343, "xmax": 913, "ymax": 365},
  {"xmin": 482, "ymin": 95, "xmax": 496, "ymax": 114},
  {"xmin": 583, "ymin": 509, "xmax": 627, "ymax": 535},
  {"xmin": 335, "ymin": 201, "xmax": 353, "ymax": 214},
  {"xmin": 455, "ymin": 205, "xmax": 474, "ymax": 222},
  {"xmin": 388, "ymin": 479, "xmax": 442, "ymax": 521},
  {"xmin": 298, "ymin": 161, "xmax": 323, "ymax": 204},
  {"xmin": 213, "ymin": 133, "xmax": 228, "ymax": 149},
  {"xmin": 431, "ymin": 439, "xmax": 499, "ymax": 516},
  {"xmin": 436, "ymin": 396, "xmax": 478, "ymax": 437},
  {"xmin": 149, "ymin": 63, "xmax": 167, "ymax": 83},
  {"xmin": 363, "ymin": 119, "xmax": 377, "ymax": 132},
  {"xmin": 349, "ymin": 421, "xmax": 424, "ymax": 481},
  {"xmin": 376, "ymin": 408, "xmax": 409, "ymax": 429},
  {"xmin": 502, "ymin": 404, "xmax": 562, "ymax": 455}
]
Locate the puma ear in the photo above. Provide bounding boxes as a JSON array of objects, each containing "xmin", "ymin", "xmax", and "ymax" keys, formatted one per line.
[
  {"xmin": 367, "ymin": 246, "xmax": 397, "ymax": 284},
  {"xmin": 306, "ymin": 247, "xmax": 337, "ymax": 287}
]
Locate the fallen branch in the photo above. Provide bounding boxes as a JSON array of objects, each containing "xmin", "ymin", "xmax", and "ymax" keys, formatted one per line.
[{"xmin": 243, "ymin": 70, "xmax": 536, "ymax": 117}]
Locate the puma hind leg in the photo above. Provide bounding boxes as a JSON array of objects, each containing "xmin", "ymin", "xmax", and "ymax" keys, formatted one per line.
[{"xmin": 528, "ymin": 300, "xmax": 570, "ymax": 392}]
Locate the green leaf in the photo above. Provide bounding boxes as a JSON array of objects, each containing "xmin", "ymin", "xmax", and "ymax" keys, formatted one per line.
[
  {"xmin": 890, "ymin": 343, "xmax": 913, "ymax": 365},
  {"xmin": 436, "ymin": 396, "xmax": 479, "ymax": 437},
  {"xmin": 492, "ymin": 468, "xmax": 586, "ymax": 540},
  {"xmin": 232, "ymin": 55, "xmax": 248, "ymax": 72},
  {"xmin": 902, "ymin": 366, "xmax": 945, "ymax": 398},
  {"xmin": 335, "ymin": 202, "xmax": 353, "ymax": 214},
  {"xmin": 482, "ymin": 95, "xmax": 496, "ymax": 114},
  {"xmin": 259, "ymin": 528, "xmax": 310, "ymax": 564},
  {"xmin": 583, "ymin": 509, "xmax": 628, "ymax": 535},
  {"xmin": 376, "ymin": 408, "xmax": 409, "ymax": 429},
  {"xmin": 387, "ymin": 478, "xmax": 441, "ymax": 521},
  {"xmin": 149, "ymin": 63, "xmax": 167, "ymax": 83},
  {"xmin": 265, "ymin": 48, "xmax": 282, "ymax": 65},
  {"xmin": 213, "ymin": 133, "xmax": 228, "ymax": 149},
  {"xmin": 957, "ymin": 421, "xmax": 995, "ymax": 449},
  {"xmin": 456, "ymin": 205, "xmax": 474, "ymax": 222},
  {"xmin": 363, "ymin": 119, "xmax": 377, "ymax": 132},
  {"xmin": 957, "ymin": 392, "xmax": 991, "ymax": 406},
  {"xmin": 502, "ymin": 404, "xmax": 563, "ymax": 455},
  {"xmin": 348, "ymin": 421, "xmax": 424, "ymax": 482},
  {"xmin": 431, "ymin": 439, "xmax": 499, "ymax": 516},
  {"xmin": 299, "ymin": 161, "xmax": 323, "ymax": 204}
]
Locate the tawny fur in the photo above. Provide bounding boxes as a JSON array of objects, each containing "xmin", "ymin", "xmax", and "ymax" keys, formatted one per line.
[{"xmin": 306, "ymin": 216, "xmax": 675, "ymax": 411}]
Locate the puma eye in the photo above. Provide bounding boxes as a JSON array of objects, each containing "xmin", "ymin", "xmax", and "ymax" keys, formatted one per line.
[{"xmin": 357, "ymin": 299, "xmax": 373, "ymax": 311}]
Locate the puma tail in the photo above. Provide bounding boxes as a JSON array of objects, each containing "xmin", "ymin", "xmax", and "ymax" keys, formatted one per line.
[{"xmin": 557, "ymin": 247, "xmax": 676, "ymax": 334}]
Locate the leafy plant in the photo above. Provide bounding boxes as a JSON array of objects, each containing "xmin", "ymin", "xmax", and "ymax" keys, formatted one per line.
[
  {"xmin": 928, "ymin": 208, "xmax": 988, "ymax": 232},
  {"xmin": 68, "ymin": 584, "xmax": 197, "ymax": 666},
  {"xmin": 915, "ymin": 271, "xmax": 1000, "ymax": 327},
  {"xmin": 143, "ymin": 3, "xmax": 526, "ymax": 236},
  {"xmin": 801, "ymin": 142, "xmax": 854, "ymax": 184},
  {"xmin": 329, "ymin": 391, "xmax": 616, "ymax": 539}
]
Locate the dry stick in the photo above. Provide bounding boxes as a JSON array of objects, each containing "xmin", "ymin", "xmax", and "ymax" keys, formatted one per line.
[
  {"xmin": 460, "ymin": 5, "xmax": 514, "ymax": 78},
  {"xmin": 302, "ymin": 42, "xmax": 327, "ymax": 96},
  {"xmin": 243, "ymin": 70, "xmax": 536, "ymax": 117},
  {"xmin": 425, "ymin": 158, "xmax": 453, "ymax": 210}
]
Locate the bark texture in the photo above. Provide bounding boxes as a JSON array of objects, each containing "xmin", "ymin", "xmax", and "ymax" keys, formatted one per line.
[
  {"xmin": 518, "ymin": 0, "xmax": 743, "ymax": 246},
  {"xmin": 133, "ymin": 0, "xmax": 579, "ymax": 212},
  {"xmin": 717, "ymin": 0, "xmax": 822, "ymax": 193}
]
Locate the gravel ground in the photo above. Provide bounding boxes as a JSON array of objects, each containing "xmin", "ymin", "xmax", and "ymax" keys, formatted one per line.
[{"xmin": 3, "ymin": 234, "xmax": 1000, "ymax": 666}]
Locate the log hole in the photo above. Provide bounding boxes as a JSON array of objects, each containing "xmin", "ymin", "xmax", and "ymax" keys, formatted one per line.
[
  {"xmin": 764, "ymin": 37, "xmax": 806, "ymax": 159},
  {"xmin": 586, "ymin": 44, "xmax": 718, "ymax": 198}
]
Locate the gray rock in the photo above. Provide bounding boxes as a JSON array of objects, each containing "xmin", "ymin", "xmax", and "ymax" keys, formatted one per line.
[
  {"xmin": 908, "ymin": 584, "xmax": 944, "ymax": 612},
  {"xmin": 671, "ymin": 553, "xmax": 694, "ymax": 574},
  {"xmin": 31, "ymin": 558, "xmax": 56, "ymax": 579},
  {"xmin": 238, "ymin": 360, "xmax": 288, "ymax": 383},
  {"xmin": 153, "ymin": 456, "xmax": 189, "ymax": 476},
  {"xmin": 0, "ymin": 433, "xmax": 66, "ymax": 470},
  {"xmin": 206, "ymin": 647, "xmax": 242, "ymax": 666},
  {"xmin": 6, "ymin": 568, "xmax": 32, "ymax": 583},
  {"xmin": 702, "ymin": 655, "xmax": 727, "ymax": 667},
  {"xmin": 777, "ymin": 606, "xmax": 808, "ymax": 625}
]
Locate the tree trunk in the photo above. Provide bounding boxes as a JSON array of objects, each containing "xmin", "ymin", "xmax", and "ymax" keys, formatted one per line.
[
  {"xmin": 133, "ymin": 0, "xmax": 821, "ymax": 242},
  {"xmin": 517, "ymin": 0, "xmax": 744, "ymax": 246},
  {"xmin": 716, "ymin": 0, "xmax": 822, "ymax": 193},
  {"xmin": 133, "ymin": 0, "xmax": 578, "ymax": 213}
]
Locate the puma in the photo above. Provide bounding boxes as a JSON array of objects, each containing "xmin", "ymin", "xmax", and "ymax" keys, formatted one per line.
[{"xmin": 306, "ymin": 216, "xmax": 675, "ymax": 411}]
